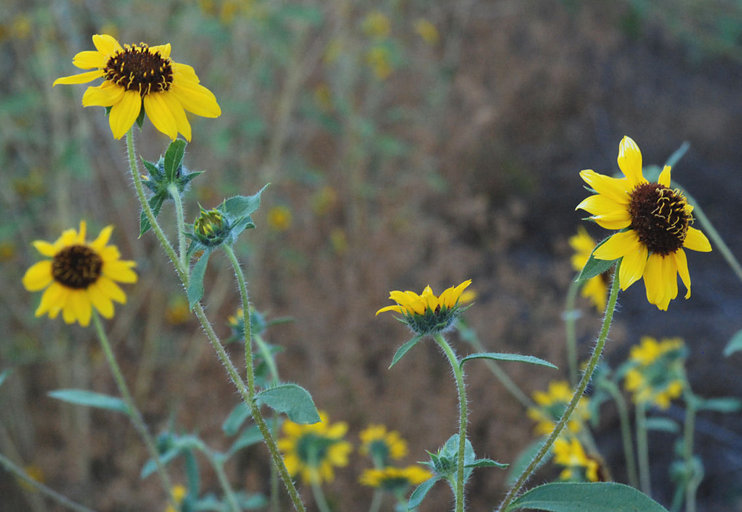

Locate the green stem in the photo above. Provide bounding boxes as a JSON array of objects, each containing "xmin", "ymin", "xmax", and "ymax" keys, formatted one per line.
[
  {"xmin": 636, "ymin": 403, "xmax": 651, "ymax": 496},
  {"xmin": 368, "ymin": 490, "xmax": 383, "ymax": 512},
  {"xmin": 224, "ymin": 245, "xmax": 254, "ymax": 393},
  {"xmin": 91, "ymin": 313, "xmax": 176, "ymax": 510},
  {"xmin": 497, "ymin": 264, "xmax": 621, "ymax": 512},
  {"xmin": 125, "ymin": 130, "xmax": 306, "ymax": 512},
  {"xmin": 682, "ymin": 389, "xmax": 698, "ymax": 512},
  {"xmin": 564, "ymin": 278, "xmax": 581, "ymax": 387},
  {"xmin": 603, "ymin": 380, "xmax": 639, "ymax": 488},
  {"xmin": 310, "ymin": 480, "xmax": 332, "ymax": 512},
  {"xmin": 0, "ymin": 453, "xmax": 98, "ymax": 512},
  {"xmin": 434, "ymin": 333, "xmax": 468, "ymax": 512},
  {"xmin": 210, "ymin": 456, "xmax": 241, "ymax": 512},
  {"xmin": 167, "ymin": 183, "xmax": 189, "ymax": 276}
]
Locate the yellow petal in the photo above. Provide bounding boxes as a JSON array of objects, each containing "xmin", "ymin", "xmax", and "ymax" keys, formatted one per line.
[
  {"xmin": 71, "ymin": 291, "xmax": 92, "ymax": 327},
  {"xmin": 108, "ymin": 90, "xmax": 142, "ymax": 139},
  {"xmin": 617, "ymin": 136, "xmax": 645, "ymax": 186},
  {"xmin": 674, "ymin": 248, "xmax": 691, "ymax": 299},
  {"xmin": 643, "ymin": 254, "xmax": 676, "ymax": 311},
  {"xmin": 160, "ymin": 92, "xmax": 192, "ymax": 141},
  {"xmin": 97, "ymin": 276, "xmax": 127, "ymax": 303},
  {"xmin": 143, "ymin": 93, "xmax": 178, "ymax": 140},
  {"xmin": 149, "ymin": 43, "xmax": 171, "ymax": 60},
  {"xmin": 90, "ymin": 225, "xmax": 114, "ymax": 250},
  {"xmin": 170, "ymin": 81, "xmax": 221, "ymax": 118},
  {"xmin": 92, "ymin": 34, "xmax": 122, "ymax": 55},
  {"xmin": 658, "ymin": 165, "xmax": 672, "ymax": 187},
  {"xmin": 88, "ymin": 283, "xmax": 114, "ymax": 318},
  {"xmin": 172, "ymin": 62, "xmax": 200, "ymax": 83},
  {"xmin": 579, "ymin": 170, "xmax": 631, "ymax": 205},
  {"xmin": 53, "ymin": 69, "xmax": 105, "ymax": 86},
  {"xmin": 103, "ymin": 260, "xmax": 138, "ymax": 283},
  {"xmin": 576, "ymin": 195, "xmax": 631, "ymax": 229},
  {"xmin": 82, "ymin": 82, "xmax": 124, "ymax": 107},
  {"xmin": 32, "ymin": 240, "xmax": 57, "ymax": 257},
  {"xmin": 72, "ymin": 50, "xmax": 107, "ymax": 70},
  {"xmin": 683, "ymin": 227, "xmax": 711, "ymax": 252},
  {"xmin": 593, "ymin": 230, "xmax": 639, "ymax": 261},
  {"xmin": 36, "ymin": 282, "xmax": 65, "ymax": 317},
  {"xmin": 376, "ymin": 305, "xmax": 403, "ymax": 315},
  {"xmin": 62, "ymin": 295, "xmax": 77, "ymax": 324},
  {"xmin": 22, "ymin": 260, "xmax": 53, "ymax": 291},
  {"xmin": 618, "ymin": 239, "xmax": 648, "ymax": 290}
]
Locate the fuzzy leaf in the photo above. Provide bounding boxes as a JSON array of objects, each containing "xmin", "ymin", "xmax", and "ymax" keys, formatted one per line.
[
  {"xmin": 222, "ymin": 403, "xmax": 251, "ymax": 436},
  {"xmin": 256, "ymin": 383, "xmax": 320, "ymax": 424},
  {"xmin": 507, "ymin": 482, "xmax": 669, "ymax": 512},
  {"xmin": 723, "ymin": 330, "xmax": 742, "ymax": 357},
  {"xmin": 465, "ymin": 458, "xmax": 508, "ymax": 469},
  {"xmin": 389, "ymin": 335, "xmax": 424, "ymax": 369},
  {"xmin": 407, "ymin": 477, "xmax": 439, "ymax": 509},
  {"xmin": 697, "ymin": 397, "xmax": 742, "ymax": 413},
  {"xmin": 460, "ymin": 352, "xmax": 557, "ymax": 370},
  {"xmin": 187, "ymin": 249, "xmax": 212, "ymax": 308},
  {"xmin": 223, "ymin": 185, "xmax": 268, "ymax": 220},
  {"xmin": 49, "ymin": 389, "xmax": 128, "ymax": 415},
  {"xmin": 139, "ymin": 194, "xmax": 165, "ymax": 237},
  {"xmin": 164, "ymin": 139, "xmax": 187, "ymax": 181},
  {"xmin": 575, "ymin": 236, "xmax": 616, "ymax": 284}
]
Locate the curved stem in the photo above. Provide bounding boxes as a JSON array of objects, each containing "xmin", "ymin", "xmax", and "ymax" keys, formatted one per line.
[
  {"xmin": 497, "ymin": 264, "xmax": 621, "ymax": 512},
  {"xmin": 434, "ymin": 333, "xmax": 468, "ymax": 512},
  {"xmin": 167, "ymin": 183, "xmax": 189, "ymax": 275},
  {"xmin": 224, "ymin": 245, "xmax": 254, "ymax": 393},
  {"xmin": 368, "ymin": 490, "xmax": 383, "ymax": 512},
  {"xmin": 91, "ymin": 312, "xmax": 176, "ymax": 510},
  {"xmin": 636, "ymin": 403, "xmax": 651, "ymax": 496},
  {"xmin": 564, "ymin": 278, "xmax": 581, "ymax": 387},
  {"xmin": 310, "ymin": 480, "xmax": 332, "ymax": 512},
  {"xmin": 210, "ymin": 456, "xmax": 241, "ymax": 512},
  {"xmin": 682, "ymin": 387, "xmax": 698, "ymax": 512}
]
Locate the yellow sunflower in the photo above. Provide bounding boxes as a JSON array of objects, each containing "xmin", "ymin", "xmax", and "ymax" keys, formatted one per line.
[
  {"xmin": 527, "ymin": 380, "xmax": 591, "ymax": 437},
  {"xmin": 576, "ymin": 136, "xmax": 711, "ymax": 310},
  {"xmin": 359, "ymin": 465, "xmax": 433, "ymax": 490},
  {"xmin": 53, "ymin": 34, "xmax": 221, "ymax": 140},
  {"xmin": 569, "ymin": 227, "xmax": 607, "ymax": 312},
  {"xmin": 624, "ymin": 336, "xmax": 686, "ymax": 409},
  {"xmin": 553, "ymin": 438, "xmax": 600, "ymax": 482},
  {"xmin": 359, "ymin": 424, "xmax": 408, "ymax": 464},
  {"xmin": 278, "ymin": 411, "xmax": 352, "ymax": 485},
  {"xmin": 22, "ymin": 221, "xmax": 137, "ymax": 327}
]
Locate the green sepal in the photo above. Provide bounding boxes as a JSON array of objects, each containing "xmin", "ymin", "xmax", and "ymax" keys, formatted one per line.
[
  {"xmin": 0, "ymin": 368, "xmax": 11, "ymax": 389},
  {"xmin": 460, "ymin": 352, "xmax": 557, "ymax": 370},
  {"xmin": 575, "ymin": 235, "xmax": 617, "ymax": 284},
  {"xmin": 255, "ymin": 383, "xmax": 320, "ymax": 424},
  {"xmin": 389, "ymin": 335, "xmax": 424, "ymax": 369},
  {"xmin": 48, "ymin": 389, "xmax": 129, "ymax": 415},
  {"xmin": 407, "ymin": 477, "xmax": 439, "ymax": 510},
  {"xmin": 135, "ymin": 107, "xmax": 145, "ymax": 128},
  {"xmin": 188, "ymin": 248, "xmax": 212, "ymax": 308},
  {"xmin": 506, "ymin": 482, "xmax": 670, "ymax": 512},
  {"xmin": 723, "ymin": 329, "xmax": 742, "ymax": 357},
  {"xmin": 164, "ymin": 139, "xmax": 187, "ymax": 182}
]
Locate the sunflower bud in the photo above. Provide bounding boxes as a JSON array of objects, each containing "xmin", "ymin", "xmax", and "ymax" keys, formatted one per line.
[{"xmin": 193, "ymin": 207, "xmax": 230, "ymax": 247}]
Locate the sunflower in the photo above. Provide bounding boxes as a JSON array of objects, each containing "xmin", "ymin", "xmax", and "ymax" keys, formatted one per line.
[
  {"xmin": 553, "ymin": 438, "xmax": 600, "ymax": 482},
  {"xmin": 577, "ymin": 136, "xmax": 712, "ymax": 310},
  {"xmin": 376, "ymin": 280, "xmax": 472, "ymax": 335},
  {"xmin": 22, "ymin": 221, "xmax": 137, "ymax": 327},
  {"xmin": 359, "ymin": 425, "xmax": 408, "ymax": 465},
  {"xmin": 278, "ymin": 411, "xmax": 352, "ymax": 485},
  {"xmin": 53, "ymin": 34, "xmax": 220, "ymax": 140},
  {"xmin": 359, "ymin": 465, "xmax": 433, "ymax": 491},
  {"xmin": 624, "ymin": 336, "xmax": 686, "ymax": 409},
  {"xmin": 527, "ymin": 380, "xmax": 591, "ymax": 437},
  {"xmin": 569, "ymin": 227, "xmax": 608, "ymax": 312}
]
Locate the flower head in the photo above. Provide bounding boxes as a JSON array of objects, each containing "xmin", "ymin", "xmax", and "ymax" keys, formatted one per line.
[
  {"xmin": 267, "ymin": 205, "xmax": 292, "ymax": 232},
  {"xmin": 376, "ymin": 280, "xmax": 472, "ymax": 335},
  {"xmin": 577, "ymin": 136, "xmax": 711, "ymax": 310},
  {"xmin": 527, "ymin": 380, "xmax": 590, "ymax": 437},
  {"xmin": 624, "ymin": 336, "xmax": 687, "ymax": 409},
  {"xmin": 164, "ymin": 484, "xmax": 187, "ymax": 512},
  {"xmin": 359, "ymin": 425, "xmax": 408, "ymax": 466},
  {"xmin": 553, "ymin": 438, "xmax": 600, "ymax": 482},
  {"xmin": 278, "ymin": 411, "xmax": 352, "ymax": 484},
  {"xmin": 569, "ymin": 227, "xmax": 608, "ymax": 312},
  {"xmin": 22, "ymin": 221, "xmax": 137, "ymax": 327},
  {"xmin": 54, "ymin": 34, "xmax": 221, "ymax": 140},
  {"xmin": 359, "ymin": 465, "xmax": 433, "ymax": 492}
]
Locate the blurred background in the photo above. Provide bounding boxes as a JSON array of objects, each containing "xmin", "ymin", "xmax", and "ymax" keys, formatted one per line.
[{"xmin": 1, "ymin": 0, "xmax": 741, "ymax": 510}]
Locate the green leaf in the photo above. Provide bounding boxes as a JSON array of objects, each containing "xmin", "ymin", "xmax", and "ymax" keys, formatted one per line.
[
  {"xmin": 139, "ymin": 194, "xmax": 165, "ymax": 237},
  {"xmin": 507, "ymin": 438, "xmax": 552, "ymax": 486},
  {"xmin": 697, "ymin": 397, "xmax": 742, "ymax": 413},
  {"xmin": 164, "ymin": 139, "xmax": 187, "ymax": 181},
  {"xmin": 223, "ymin": 185, "xmax": 268, "ymax": 220},
  {"xmin": 48, "ymin": 389, "xmax": 128, "ymax": 415},
  {"xmin": 723, "ymin": 330, "xmax": 742, "ymax": 357},
  {"xmin": 465, "ymin": 457, "xmax": 508, "ymax": 469},
  {"xmin": 460, "ymin": 352, "xmax": 557, "ymax": 370},
  {"xmin": 140, "ymin": 445, "xmax": 182, "ymax": 479},
  {"xmin": 256, "ymin": 383, "xmax": 320, "ymax": 424},
  {"xmin": 0, "ymin": 368, "xmax": 11, "ymax": 389},
  {"xmin": 187, "ymin": 249, "xmax": 212, "ymax": 308},
  {"xmin": 228, "ymin": 425, "xmax": 264, "ymax": 456},
  {"xmin": 407, "ymin": 477, "xmax": 439, "ymax": 509},
  {"xmin": 575, "ymin": 236, "xmax": 617, "ymax": 284},
  {"xmin": 645, "ymin": 417, "xmax": 679, "ymax": 433},
  {"xmin": 389, "ymin": 335, "xmax": 424, "ymax": 369},
  {"xmin": 507, "ymin": 482, "xmax": 670, "ymax": 512},
  {"xmin": 222, "ymin": 403, "xmax": 251, "ymax": 436}
]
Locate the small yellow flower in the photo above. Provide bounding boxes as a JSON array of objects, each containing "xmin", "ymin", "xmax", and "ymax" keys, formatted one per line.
[
  {"xmin": 360, "ymin": 465, "xmax": 433, "ymax": 490},
  {"xmin": 267, "ymin": 205, "xmax": 292, "ymax": 232},
  {"xmin": 624, "ymin": 336, "xmax": 686, "ymax": 409},
  {"xmin": 569, "ymin": 227, "xmax": 608, "ymax": 312},
  {"xmin": 362, "ymin": 11, "xmax": 391, "ymax": 39},
  {"xmin": 413, "ymin": 18, "xmax": 439, "ymax": 45},
  {"xmin": 366, "ymin": 46, "xmax": 393, "ymax": 80},
  {"xmin": 376, "ymin": 280, "xmax": 472, "ymax": 335},
  {"xmin": 311, "ymin": 185, "xmax": 337, "ymax": 216},
  {"xmin": 527, "ymin": 380, "xmax": 590, "ymax": 436},
  {"xmin": 165, "ymin": 296, "xmax": 190, "ymax": 325},
  {"xmin": 22, "ymin": 221, "xmax": 137, "ymax": 327},
  {"xmin": 54, "ymin": 34, "xmax": 221, "ymax": 140},
  {"xmin": 359, "ymin": 425, "xmax": 408, "ymax": 464},
  {"xmin": 278, "ymin": 411, "xmax": 352, "ymax": 484},
  {"xmin": 164, "ymin": 484, "xmax": 187, "ymax": 512},
  {"xmin": 576, "ymin": 136, "xmax": 712, "ymax": 310},
  {"xmin": 17, "ymin": 464, "xmax": 44, "ymax": 492},
  {"xmin": 553, "ymin": 438, "xmax": 600, "ymax": 482}
]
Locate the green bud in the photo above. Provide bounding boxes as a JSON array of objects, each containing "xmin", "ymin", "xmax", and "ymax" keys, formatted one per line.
[{"xmin": 194, "ymin": 207, "xmax": 230, "ymax": 247}]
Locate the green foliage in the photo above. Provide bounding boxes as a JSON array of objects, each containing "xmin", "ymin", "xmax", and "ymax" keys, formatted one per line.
[
  {"xmin": 0, "ymin": 368, "xmax": 11, "ymax": 389},
  {"xmin": 389, "ymin": 335, "xmax": 424, "ymax": 369},
  {"xmin": 575, "ymin": 237, "xmax": 617, "ymax": 284},
  {"xmin": 255, "ymin": 383, "xmax": 320, "ymax": 424},
  {"xmin": 506, "ymin": 438, "xmax": 553, "ymax": 486},
  {"xmin": 724, "ymin": 329, "xmax": 742, "ymax": 356},
  {"xmin": 187, "ymin": 248, "xmax": 212, "ymax": 308},
  {"xmin": 506, "ymin": 482, "xmax": 670, "ymax": 512},
  {"xmin": 460, "ymin": 352, "xmax": 557, "ymax": 370},
  {"xmin": 48, "ymin": 389, "xmax": 129, "ymax": 415}
]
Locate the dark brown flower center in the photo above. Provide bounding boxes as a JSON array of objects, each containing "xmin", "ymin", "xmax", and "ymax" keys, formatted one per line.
[
  {"xmin": 628, "ymin": 183, "xmax": 691, "ymax": 255},
  {"xmin": 52, "ymin": 245, "xmax": 102, "ymax": 289},
  {"xmin": 104, "ymin": 43, "xmax": 173, "ymax": 96}
]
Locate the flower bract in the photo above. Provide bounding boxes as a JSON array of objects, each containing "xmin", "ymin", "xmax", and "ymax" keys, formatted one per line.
[
  {"xmin": 569, "ymin": 227, "xmax": 607, "ymax": 312},
  {"xmin": 54, "ymin": 34, "xmax": 221, "ymax": 140},
  {"xmin": 576, "ymin": 136, "xmax": 711, "ymax": 310},
  {"xmin": 376, "ymin": 279, "xmax": 472, "ymax": 335},
  {"xmin": 22, "ymin": 221, "xmax": 137, "ymax": 327},
  {"xmin": 278, "ymin": 411, "xmax": 352, "ymax": 484}
]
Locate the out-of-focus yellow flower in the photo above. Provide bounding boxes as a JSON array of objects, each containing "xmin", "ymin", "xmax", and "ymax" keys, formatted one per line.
[
  {"xmin": 569, "ymin": 227, "xmax": 608, "ymax": 312},
  {"xmin": 360, "ymin": 465, "xmax": 433, "ymax": 490},
  {"xmin": 313, "ymin": 83, "xmax": 333, "ymax": 112},
  {"xmin": 17, "ymin": 464, "xmax": 44, "ymax": 492},
  {"xmin": 413, "ymin": 18, "xmax": 439, "ymax": 45},
  {"xmin": 553, "ymin": 438, "xmax": 599, "ymax": 482},
  {"xmin": 312, "ymin": 186, "xmax": 337, "ymax": 216},
  {"xmin": 164, "ymin": 484, "xmax": 187, "ymax": 512},
  {"xmin": 362, "ymin": 11, "xmax": 391, "ymax": 39},
  {"xmin": 267, "ymin": 205, "xmax": 292, "ymax": 232},
  {"xmin": 324, "ymin": 38, "xmax": 342, "ymax": 65},
  {"xmin": 624, "ymin": 336, "xmax": 686, "ymax": 409},
  {"xmin": 0, "ymin": 241, "xmax": 17, "ymax": 262},
  {"xmin": 11, "ymin": 15, "xmax": 31, "ymax": 40},
  {"xmin": 330, "ymin": 228, "xmax": 347, "ymax": 255},
  {"xmin": 366, "ymin": 46, "xmax": 393, "ymax": 80},
  {"xmin": 459, "ymin": 289, "xmax": 477, "ymax": 305},
  {"xmin": 98, "ymin": 22, "xmax": 118, "ymax": 40},
  {"xmin": 359, "ymin": 425, "xmax": 408, "ymax": 465},
  {"xmin": 528, "ymin": 380, "xmax": 590, "ymax": 436},
  {"xmin": 165, "ymin": 296, "xmax": 190, "ymax": 325}
]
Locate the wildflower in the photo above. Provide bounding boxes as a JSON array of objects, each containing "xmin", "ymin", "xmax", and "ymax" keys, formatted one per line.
[
  {"xmin": 362, "ymin": 11, "xmax": 391, "ymax": 39},
  {"xmin": 311, "ymin": 185, "xmax": 337, "ymax": 216},
  {"xmin": 22, "ymin": 221, "xmax": 137, "ymax": 327},
  {"xmin": 359, "ymin": 425, "xmax": 408, "ymax": 465},
  {"xmin": 553, "ymin": 438, "xmax": 600, "ymax": 482},
  {"xmin": 577, "ymin": 136, "xmax": 711, "ymax": 310},
  {"xmin": 569, "ymin": 227, "xmax": 608, "ymax": 312},
  {"xmin": 267, "ymin": 205, "xmax": 292, "ymax": 232},
  {"xmin": 359, "ymin": 465, "xmax": 433, "ymax": 492},
  {"xmin": 413, "ymin": 18, "xmax": 439, "ymax": 45},
  {"xmin": 193, "ymin": 206, "xmax": 230, "ymax": 247},
  {"xmin": 164, "ymin": 484, "xmax": 187, "ymax": 512},
  {"xmin": 527, "ymin": 380, "xmax": 590, "ymax": 436},
  {"xmin": 278, "ymin": 411, "xmax": 352, "ymax": 484},
  {"xmin": 624, "ymin": 336, "xmax": 687, "ymax": 409},
  {"xmin": 165, "ymin": 296, "xmax": 190, "ymax": 325},
  {"xmin": 226, "ymin": 306, "xmax": 267, "ymax": 340},
  {"xmin": 366, "ymin": 45, "xmax": 393, "ymax": 80},
  {"xmin": 17, "ymin": 464, "xmax": 44, "ymax": 492},
  {"xmin": 53, "ymin": 34, "xmax": 220, "ymax": 140},
  {"xmin": 376, "ymin": 280, "xmax": 472, "ymax": 335}
]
